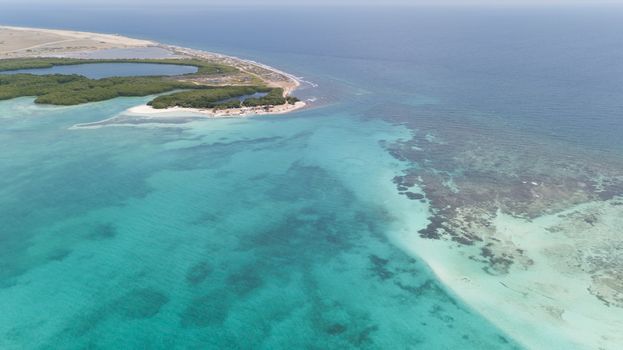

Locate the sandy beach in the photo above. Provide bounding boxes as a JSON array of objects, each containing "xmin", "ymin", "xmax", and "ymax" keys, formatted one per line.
[{"xmin": 126, "ymin": 101, "xmax": 307, "ymax": 118}]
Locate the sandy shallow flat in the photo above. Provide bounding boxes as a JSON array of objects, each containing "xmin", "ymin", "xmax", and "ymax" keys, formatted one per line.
[
  {"xmin": 69, "ymin": 102, "xmax": 307, "ymax": 129},
  {"xmin": 390, "ymin": 197, "xmax": 623, "ymax": 350}
]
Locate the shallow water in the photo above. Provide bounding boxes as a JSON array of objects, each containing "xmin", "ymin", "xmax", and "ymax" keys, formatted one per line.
[{"xmin": 0, "ymin": 97, "xmax": 517, "ymax": 349}]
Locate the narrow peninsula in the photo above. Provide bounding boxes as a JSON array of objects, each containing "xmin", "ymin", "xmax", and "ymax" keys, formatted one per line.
[{"xmin": 0, "ymin": 25, "xmax": 306, "ymax": 122}]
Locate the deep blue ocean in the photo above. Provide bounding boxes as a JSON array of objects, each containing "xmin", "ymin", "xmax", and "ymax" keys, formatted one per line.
[{"xmin": 1, "ymin": 4, "xmax": 622, "ymax": 349}]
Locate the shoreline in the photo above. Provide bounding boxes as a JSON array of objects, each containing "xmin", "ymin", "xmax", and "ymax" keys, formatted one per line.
[
  {"xmin": 1, "ymin": 25, "xmax": 308, "ymax": 119},
  {"xmin": 70, "ymin": 101, "xmax": 308, "ymax": 129},
  {"xmin": 158, "ymin": 43, "xmax": 302, "ymax": 96},
  {"xmin": 125, "ymin": 101, "xmax": 307, "ymax": 119}
]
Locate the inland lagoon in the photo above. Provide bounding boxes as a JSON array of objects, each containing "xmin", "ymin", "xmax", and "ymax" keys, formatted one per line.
[{"xmin": 0, "ymin": 62, "xmax": 198, "ymax": 78}]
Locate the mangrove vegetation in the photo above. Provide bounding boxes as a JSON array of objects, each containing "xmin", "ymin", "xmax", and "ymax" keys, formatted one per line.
[
  {"xmin": 148, "ymin": 87, "xmax": 299, "ymax": 110},
  {"xmin": 0, "ymin": 57, "xmax": 237, "ymax": 76},
  {"xmin": 0, "ymin": 57, "xmax": 299, "ymax": 108},
  {"xmin": 0, "ymin": 74, "xmax": 200, "ymax": 105}
]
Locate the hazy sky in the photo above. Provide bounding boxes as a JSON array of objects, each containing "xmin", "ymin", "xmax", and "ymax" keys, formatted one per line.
[{"xmin": 4, "ymin": 0, "xmax": 623, "ymax": 5}]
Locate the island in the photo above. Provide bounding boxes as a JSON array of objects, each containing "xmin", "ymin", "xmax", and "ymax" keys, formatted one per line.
[{"xmin": 0, "ymin": 25, "xmax": 306, "ymax": 119}]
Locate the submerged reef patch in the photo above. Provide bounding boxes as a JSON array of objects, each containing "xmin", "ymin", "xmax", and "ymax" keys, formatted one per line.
[
  {"xmin": 116, "ymin": 288, "xmax": 170, "ymax": 319},
  {"xmin": 180, "ymin": 291, "xmax": 232, "ymax": 328},
  {"xmin": 186, "ymin": 261, "xmax": 212, "ymax": 285},
  {"xmin": 376, "ymin": 102, "xmax": 623, "ymax": 305},
  {"xmin": 88, "ymin": 223, "xmax": 118, "ymax": 240}
]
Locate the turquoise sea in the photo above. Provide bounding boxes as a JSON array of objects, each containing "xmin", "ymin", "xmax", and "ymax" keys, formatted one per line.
[{"xmin": 2, "ymin": 5, "xmax": 623, "ymax": 349}]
